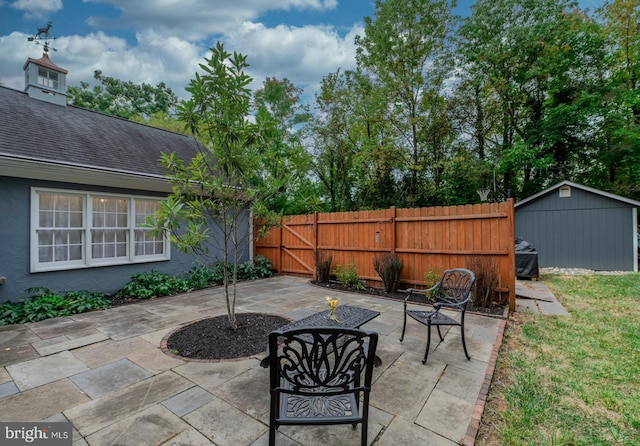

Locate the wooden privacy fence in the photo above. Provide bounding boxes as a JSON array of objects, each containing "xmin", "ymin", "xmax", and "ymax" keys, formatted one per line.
[{"xmin": 254, "ymin": 200, "xmax": 516, "ymax": 310}]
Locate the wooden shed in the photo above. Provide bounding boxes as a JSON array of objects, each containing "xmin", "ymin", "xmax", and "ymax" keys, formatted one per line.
[{"xmin": 515, "ymin": 181, "xmax": 640, "ymax": 272}]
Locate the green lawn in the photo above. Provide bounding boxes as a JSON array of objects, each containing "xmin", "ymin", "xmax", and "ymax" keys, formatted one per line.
[{"xmin": 478, "ymin": 274, "xmax": 640, "ymax": 446}]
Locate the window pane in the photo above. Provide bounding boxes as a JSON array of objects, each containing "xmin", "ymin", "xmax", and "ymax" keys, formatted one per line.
[
  {"xmin": 69, "ymin": 230, "xmax": 82, "ymax": 245},
  {"xmin": 39, "ymin": 211, "xmax": 54, "ymax": 227},
  {"xmin": 55, "ymin": 196, "xmax": 69, "ymax": 211},
  {"xmin": 70, "ymin": 212, "xmax": 83, "ymax": 227},
  {"xmin": 93, "ymin": 212, "xmax": 104, "ymax": 227},
  {"xmin": 69, "ymin": 196, "xmax": 83, "ymax": 211},
  {"xmin": 39, "ymin": 246, "xmax": 53, "ymax": 263},
  {"xmin": 38, "ymin": 231, "xmax": 53, "ymax": 246},
  {"xmin": 116, "ymin": 243, "xmax": 127, "ymax": 257},
  {"xmin": 54, "ymin": 245, "xmax": 68, "ymax": 262},
  {"xmin": 39, "ymin": 194, "xmax": 54, "ymax": 210},
  {"xmin": 92, "ymin": 243, "xmax": 103, "ymax": 259},
  {"xmin": 69, "ymin": 245, "xmax": 82, "ymax": 261},
  {"xmin": 55, "ymin": 211, "xmax": 69, "ymax": 228}
]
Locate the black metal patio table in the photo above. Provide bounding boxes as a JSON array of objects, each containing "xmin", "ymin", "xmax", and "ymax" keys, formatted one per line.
[{"xmin": 260, "ymin": 305, "xmax": 381, "ymax": 368}]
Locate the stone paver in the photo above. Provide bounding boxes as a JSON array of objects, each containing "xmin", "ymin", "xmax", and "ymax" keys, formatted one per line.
[
  {"xmin": 72, "ymin": 336, "xmax": 157, "ymax": 368},
  {"xmin": 162, "ymin": 386, "xmax": 215, "ymax": 417},
  {"xmin": 32, "ymin": 332, "xmax": 109, "ymax": 356},
  {"xmin": 85, "ymin": 404, "xmax": 190, "ymax": 446},
  {"xmin": 0, "ymin": 379, "xmax": 90, "ymax": 422},
  {"xmin": 377, "ymin": 415, "xmax": 458, "ymax": 446},
  {"xmin": 7, "ymin": 350, "xmax": 90, "ymax": 390},
  {"xmin": 183, "ymin": 396, "xmax": 267, "ymax": 445},
  {"xmin": 417, "ymin": 388, "xmax": 475, "ymax": 442},
  {"xmin": 0, "ymin": 380, "xmax": 19, "ymax": 399},
  {"xmin": 0, "ymin": 342, "xmax": 40, "ymax": 368},
  {"xmin": 65, "ymin": 371, "xmax": 193, "ymax": 436},
  {"xmin": 70, "ymin": 358, "xmax": 152, "ymax": 399}
]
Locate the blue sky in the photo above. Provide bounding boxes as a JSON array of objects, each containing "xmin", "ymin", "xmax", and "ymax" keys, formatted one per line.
[{"xmin": 0, "ymin": 0, "xmax": 604, "ymax": 103}]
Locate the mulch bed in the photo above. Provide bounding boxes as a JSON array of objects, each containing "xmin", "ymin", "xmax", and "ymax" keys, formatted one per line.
[{"xmin": 164, "ymin": 313, "xmax": 291, "ymax": 361}]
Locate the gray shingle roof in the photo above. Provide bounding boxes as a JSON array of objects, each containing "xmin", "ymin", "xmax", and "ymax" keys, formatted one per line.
[{"xmin": 0, "ymin": 85, "xmax": 201, "ymax": 178}]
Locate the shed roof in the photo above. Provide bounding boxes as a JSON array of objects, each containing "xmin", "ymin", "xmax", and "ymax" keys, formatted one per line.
[
  {"xmin": 0, "ymin": 85, "xmax": 201, "ymax": 189},
  {"xmin": 515, "ymin": 180, "xmax": 640, "ymax": 208}
]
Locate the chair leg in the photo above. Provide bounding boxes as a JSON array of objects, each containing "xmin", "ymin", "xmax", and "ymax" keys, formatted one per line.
[
  {"xmin": 422, "ymin": 323, "xmax": 432, "ymax": 364},
  {"xmin": 436, "ymin": 325, "xmax": 445, "ymax": 342},
  {"xmin": 399, "ymin": 310, "xmax": 407, "ymax": 342},
  {"xmin": 268, "ymin": 425, "xmax": 276, "ymax": 446},
  {"xmin": 460, "ymin": 325, "xmax": 470, "ymax": 360},
  {"xmin": 361, "ymin": 421, "xmax": 368, "ymax": 446}
]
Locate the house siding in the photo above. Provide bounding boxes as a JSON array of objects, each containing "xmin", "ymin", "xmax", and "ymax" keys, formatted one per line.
[
  {"xmin": 515, "ymin": 186, "xmax": 637, "ymax": 271},
  {"xmin": 0, "ymin": 176, "xmax": 248, "ymax": 303}
]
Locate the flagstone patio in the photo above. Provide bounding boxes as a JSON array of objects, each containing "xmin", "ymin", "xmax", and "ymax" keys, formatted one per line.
[{"xmin": 0, "ymin": 276, "xmax": 505, "ymax": 445}]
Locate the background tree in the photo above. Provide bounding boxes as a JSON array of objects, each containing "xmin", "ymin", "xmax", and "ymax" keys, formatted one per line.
[
  {"xmin": 66, "ymin": 70, "xmax": 178, "ymax": 120},
  {"xmin": 355, "ymin": 0, "xmax": 457, "ymax": 207},
  {"xmin": 593, "ymin": 0, "xmax": 640, "ymax": 199},
  {"xmin": 306, "ymin": 70, "xmax": 361, "ymax": 211},
  {"xmin": 149, "ymin": 43, "xmax": 278, "ymax": 330},
  {"xmin": 252, "ymin": 77, "xmax": 314, "ymax": 213}
]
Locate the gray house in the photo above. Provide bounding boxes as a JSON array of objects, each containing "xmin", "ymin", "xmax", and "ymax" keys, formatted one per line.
[
  {"xmin": 0, "ymin": 51, "xmax": 239, "ymax": 303},
  {"xmin": 515, "ymin": 180, "xmax": 640, "ymax": 272}
]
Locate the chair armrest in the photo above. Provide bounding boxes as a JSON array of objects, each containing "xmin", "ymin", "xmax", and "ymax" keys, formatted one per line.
[{"xmin": 406, "ymin": 286, "xmax": 438, "ymax": 304}]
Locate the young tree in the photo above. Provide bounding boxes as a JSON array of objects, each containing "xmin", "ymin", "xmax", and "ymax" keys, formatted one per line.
[{"xmin": 148, "ymin": 43, "xmax": 278, "ymax": 330}]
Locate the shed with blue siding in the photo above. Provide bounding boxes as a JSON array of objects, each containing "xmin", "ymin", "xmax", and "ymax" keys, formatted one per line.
[{"xmin": 515, "ymin": 181, "xmax": 640, "ymax": 272}]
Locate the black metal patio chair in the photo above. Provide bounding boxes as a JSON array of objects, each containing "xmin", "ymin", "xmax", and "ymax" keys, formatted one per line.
[
  {"xmin": 267, "ymin": 326, "xmax": 378, "ymax": 446},
  {"xmin": 399, "ymin": 268, "xmax": 476, "ymax": 364}
]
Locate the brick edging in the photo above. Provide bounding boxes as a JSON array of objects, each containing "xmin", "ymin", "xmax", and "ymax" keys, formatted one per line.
[{"xmin": 461, "ymin": 319, "xmax": 507, "ymax": 446}]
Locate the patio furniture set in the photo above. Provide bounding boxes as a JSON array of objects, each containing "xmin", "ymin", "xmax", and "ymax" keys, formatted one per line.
[{"xmin": 264, "ymin": 268, "xmax": 476, "ymax": 446}]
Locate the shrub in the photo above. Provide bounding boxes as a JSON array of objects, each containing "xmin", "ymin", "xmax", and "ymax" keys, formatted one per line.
[
  {"xmin": 116, "ymin": 270, "xmax": 189, "ymax": 299},
  {"xmin": 315, "ymin": 250, "xmax": 333, "ymax": 283},
  {"xmin": 0, "ymin": 288, "xmax": 110, "ymax": 326},
  {"xmin": 333, "ymin": 260, "xmax": 364, "ymax": 290},
  {"xmin": 185, "ymin": 261, "xmax": 220, "ymax": 289},
  {"xmin": 185, "ymin": 256, "xmax": 274, "ymax": 289},
  {"xmin": 250, "ymin": 255, "xmax": 274, "ymax": 279},
  {"xmin": 466, "ymin": 256, "xmax": 499, "ymax": 308},
  {"xmin": 373, "ymin": 253, "xmax": 403, "ymax": 293},
  {"xmin": 424, "ymin": 269, "xmax": 441, "ymax": 288}
]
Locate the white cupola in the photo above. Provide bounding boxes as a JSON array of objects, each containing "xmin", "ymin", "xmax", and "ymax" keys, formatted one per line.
[
  {"xmin": 23, "ymin": 52, "xmax": 68, "ymax": 106},
  {"xmin": 23, "ymin": 22, "xmax": 67, "ymax": 106}
]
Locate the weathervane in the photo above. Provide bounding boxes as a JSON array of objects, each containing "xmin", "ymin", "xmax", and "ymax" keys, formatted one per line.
[{"xmin": 27, "ymin": 21, "xmax": 57, "ymax": 53}]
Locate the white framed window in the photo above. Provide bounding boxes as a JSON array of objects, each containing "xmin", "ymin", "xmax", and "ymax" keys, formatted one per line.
[
  {"xmin": 37, "ymin": 67, "xmax": 59, "ymax": 89},
  {"xmin": 31, "ymin": 188, "xmax": 169, "ymax": 272}
]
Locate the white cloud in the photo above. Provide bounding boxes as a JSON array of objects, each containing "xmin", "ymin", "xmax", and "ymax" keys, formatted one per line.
[
  {"xmin": 10, "ymin": 0, "xmax": 61, "ymax": 19},
  {"xmin": 83, "ymin": 0, "xmax": 339, "ymax": 41},
  {"xmin": 228, "ymin": 21, "xmax": 362, "ymax": 99},
  {"xmin": 1, "ymin": 0, "xmax": 364, "ymax": 105}
]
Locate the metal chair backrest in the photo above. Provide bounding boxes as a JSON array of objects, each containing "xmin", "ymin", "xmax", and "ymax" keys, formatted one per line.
[
  {"xmin": 269, "ymin": 326, "xmax": 377, "ymax": 398},
  {"xmin": 434, "ymin": 268, "xmax": 476, "ymax": 308}
]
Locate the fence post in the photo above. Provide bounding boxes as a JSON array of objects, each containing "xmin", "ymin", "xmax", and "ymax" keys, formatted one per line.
[
  {"xmin": 313, "ymin": 211, "xmax": 318, "ymax": 280},
  {"xmin": 391, "ymin": 206, "xmax": 396, "ymax": 255}
]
